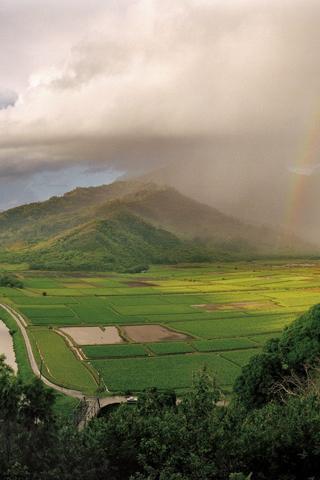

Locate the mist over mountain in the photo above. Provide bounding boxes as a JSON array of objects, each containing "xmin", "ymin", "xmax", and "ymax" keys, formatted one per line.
[
  {"xmin": 0, "ymin": 180, "xmax": 315, "ymax": 271},
  {"xmin": 136, "ymin": 157, "xmax": 320, "ymax": 244}
]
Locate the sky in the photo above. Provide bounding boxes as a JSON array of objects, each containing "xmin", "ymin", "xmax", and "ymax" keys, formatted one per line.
[{"xmin": 1, "ymin": 0, "xmax": 320, "ymax": 240}]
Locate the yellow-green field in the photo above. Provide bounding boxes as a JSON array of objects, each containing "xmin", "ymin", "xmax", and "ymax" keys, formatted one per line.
[{"xmin": 1, "ymin": 260, "xmax": 320, "ymax": 395}]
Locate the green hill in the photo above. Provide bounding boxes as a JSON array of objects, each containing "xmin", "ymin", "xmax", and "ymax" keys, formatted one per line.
[
  {"xmin": 0, "ymin": 180, "xmax": 315, "ymax": 271},
  {"xmin": 20, "ymin": 212, "xmax": 209, "ymax": 271}
]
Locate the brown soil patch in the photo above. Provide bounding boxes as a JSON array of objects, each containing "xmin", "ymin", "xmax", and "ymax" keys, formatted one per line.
[
  {"xmin": 134, "ymin": 277, "xmax": 160, "ymax": 281},
  {"xmin": 230, "ymin": 301, "xmax": 275, "ymax": 309},
  {"xmin": 124, "ymin": 281, "xmax": 159, "ymax": 287},
  {"xmin": 122, "ymin": 325, "xmax": 189, "ymax": 343},
  {"xmin": 193, "ymin": 304, "xmax": 224, "ymax": 311},
  {"xmin": 59, "ymin": 326, "xmax": 123, "ymax": 345},
  {"xmin": 194, "ymin": 301, "xmax": 274, "ymax": 311},
  {"xmin": 62, "ymin": 283, "xmax": 95, "ymax": 288}
]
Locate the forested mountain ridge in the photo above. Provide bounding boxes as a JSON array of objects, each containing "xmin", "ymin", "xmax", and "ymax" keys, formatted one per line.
[{"xmin": 0, "ymin": 180, "xmax": 315, "ymax": 270}]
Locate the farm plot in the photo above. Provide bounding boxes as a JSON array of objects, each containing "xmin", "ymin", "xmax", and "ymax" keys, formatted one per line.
[
  {"xmin": 83, "ymin": 344, "xmax": 148, "ymax": 359},
  {"xmin": 92, "ymin": 353, "xmax": 241, "ymax": 391},
  {"xmin": 169, "ymin": 313, "xmax": 295, "ymax": 339},
  {"xmin": 163, "ymin": 294, "xmax": 209, "ymax": 304},
  {"xmin": 18, "ymin": 306, "xmax": 79, "ymax": 325},
  {"xmin": 29, "ymin": 288, "xmax": 90, "ymax": 297},
  {"xmin": 29, "ymin": 328, "xmax": 96, "ymax": 393},
  {"xmin": 0, "ymin": 287, "xmax": 30, "ymax": 298},
  {"xmin": 147, "ymin": 342, "xmax": 195, "ymax": 355},
  {"xmin": 60, "ymin": 326, "xmax": 123, "ymax": 345},
  {"xmin": 192, "ymin": 338, "xmax": 258, "ymax": 352},
  {"xmin": 12, "ymin": 296, "xmax": 79, "ymax": 306},
  {"xmin": 70, "ymin": 305, "xmax": 121, "ymax": 324},
  {"xmin": 121, "ymin": 325, "xmax": 190, "ymax": 342},
  {"xmin": 59, "ymin": 327, "xmax": 123, "ymax": 345},
  {"xmin": 9, "ymin": 260, "xmax": 320, "ymax": 395},
  {"xmin": 193, "ymin": 300, "xmax": 277, "ymax": 312},
  {"xmin": 22, "ymin": 278, "xmax": 64, "ymax": 289},
  {"xmin": 221, "ymin": 348, "xmax": 262, "ymax": 367},
  {"xmin": 109, "ymin": 295, "xmax": 171, "ymax": 306},
  {"xmin": 113, "ymin": 304, "xmax": 197, "ymax": 316},
  {"xmin": 249, "ymin": 333, "xmax": 281, "ymax": 345},
  {"xmin": 265, "ymin": 292, "xmax": 320, "ymax": 307}
]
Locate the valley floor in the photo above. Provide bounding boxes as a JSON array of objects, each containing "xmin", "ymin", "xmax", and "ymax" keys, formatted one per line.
[{"xmin": 1, "ymin": 259, "xmax": 319, "ymax": 403}]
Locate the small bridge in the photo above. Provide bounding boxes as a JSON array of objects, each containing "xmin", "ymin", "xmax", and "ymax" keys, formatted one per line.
[{"xmin": 74, "ymin": 396, "xmax": 130, "ymax": 429}]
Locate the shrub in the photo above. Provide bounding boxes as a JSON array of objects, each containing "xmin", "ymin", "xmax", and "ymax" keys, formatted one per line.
[
  {"xmin": 0, "ymin": 273, "xmax": 23, "ymax": 288},
  {"xmin": 234, "ymin": 304, "xmax": 320, "ymax": 409}
]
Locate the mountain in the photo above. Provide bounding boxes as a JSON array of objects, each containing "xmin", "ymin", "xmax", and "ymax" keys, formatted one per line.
[
  {"xmin": 134, "ymin": 158, "xmax": 320, "ymax": 245},
  {"xmin": 0, "ymin": 180, "xmax": 315, "ymax": 271}
]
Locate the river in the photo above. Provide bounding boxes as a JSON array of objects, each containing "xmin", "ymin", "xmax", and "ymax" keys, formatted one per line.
[{"xmin": 0, "ymin": 320, "xmax": 17, "ymax": 373}]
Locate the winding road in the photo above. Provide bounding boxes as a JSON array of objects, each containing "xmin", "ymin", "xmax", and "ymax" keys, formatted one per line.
[
  {"xmin": 1, "ymin": 303, "xmax": 228, "ymax": 426},
  {"xmin": 0, "ymin": 303, "xmax": 128, "ymax": 422}
]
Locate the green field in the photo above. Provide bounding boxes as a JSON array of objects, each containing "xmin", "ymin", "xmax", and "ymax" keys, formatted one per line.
[
  {"xmin": 221, "ymin": 348, "xmax": 262, "ymax": 367},
  {"xmin": 29, "ymin": 328, "xmax": 97, "ymax": 393},
  {"xmin": 92, "ymin": 353, "xmax": 240, "ymax": 391},
  {"xmin": 1, "ymin": 260, "xmax": 320, "ymax": 395},
  {"xmin": 147, "ymin": 342, "xmax": 195, "ymax": 355},
  {"xmin": 83, "ymin": 344, "xmax": 148, "ymax": 359},
  {"xmin": 192, "ymin": 338, "xmax": 258, "ymax": 352}
]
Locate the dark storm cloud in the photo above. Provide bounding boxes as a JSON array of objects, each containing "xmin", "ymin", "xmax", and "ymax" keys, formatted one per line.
[{"xmin": 1, "ymin": 0, "xmax": 320, "ymax": 236}]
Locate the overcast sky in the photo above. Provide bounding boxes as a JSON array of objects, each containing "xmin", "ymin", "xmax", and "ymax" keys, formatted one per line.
[{"xmin": 1, "ymin": 0, "xmax": 320, "ymax": 222}]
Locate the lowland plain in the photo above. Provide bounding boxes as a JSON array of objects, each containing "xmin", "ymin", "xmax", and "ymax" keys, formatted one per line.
[{"xmin": 2, "ymin": 260, "xmax": 319, "ymax": 397}]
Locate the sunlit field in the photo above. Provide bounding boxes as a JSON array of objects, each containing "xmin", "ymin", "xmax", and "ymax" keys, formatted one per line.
[{"xmin": 1, "ymin": 260, "xmax": 320, "ymax": 395}]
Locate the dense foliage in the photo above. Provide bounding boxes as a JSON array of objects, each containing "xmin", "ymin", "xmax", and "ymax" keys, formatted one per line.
[
  {"xmin": 0, "ymin": 180, "xmax": 311, "ymax": 272},
  {"xmin": 13, "ymin": 212, "xmax": 214, "ymax": 272},
  {"xmin": 0, "ymin": 273, "xmax": 23, "ymax": 288},
  {"xmin": 2, "ymin": 304, "xmax": 320, "ymax": 479},
  {"xmin": 234, "ymin": 303, "xmax": 320, "ymax": 409}
]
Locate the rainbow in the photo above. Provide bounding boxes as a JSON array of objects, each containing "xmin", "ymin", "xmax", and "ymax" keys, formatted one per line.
[{"xmin": 285, "ymin": 111, "xmax": 320, "ymax": 231}]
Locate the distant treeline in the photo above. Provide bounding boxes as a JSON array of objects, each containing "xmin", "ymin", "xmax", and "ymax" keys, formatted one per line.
[{"xmin": 0, "ymin": 273, "xmax": 23, "ymax": 288}]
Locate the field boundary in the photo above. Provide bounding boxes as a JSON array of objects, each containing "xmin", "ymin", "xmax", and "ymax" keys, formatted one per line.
[{"xmin": 0, "ymin": 303, "xmax": 84, "ymax": 399}]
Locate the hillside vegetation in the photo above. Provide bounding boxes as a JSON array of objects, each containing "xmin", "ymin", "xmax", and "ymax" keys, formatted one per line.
[
  {"xmin": 2, "ymin": 304, "xmax": 320, "ymax": 479},
  {"xmin": 0, "ymin": 181, "xmax": 315, "ymax": 270}
]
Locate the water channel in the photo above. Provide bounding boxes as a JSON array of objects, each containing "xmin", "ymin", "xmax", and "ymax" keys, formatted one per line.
[{"xmin": 0, "ymin": 320, "xmax": 17, "ymax": 373}]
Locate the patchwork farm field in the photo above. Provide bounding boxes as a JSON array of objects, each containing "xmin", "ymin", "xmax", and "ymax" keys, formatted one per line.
[{"xmin": 1, "ymin": 260, "xmax": 320, "ymax": 396}]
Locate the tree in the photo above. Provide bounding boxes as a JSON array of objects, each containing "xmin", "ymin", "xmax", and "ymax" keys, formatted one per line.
[{"xmin": 234, "ymin": 304, "xmax": 320, "ymax": 409}]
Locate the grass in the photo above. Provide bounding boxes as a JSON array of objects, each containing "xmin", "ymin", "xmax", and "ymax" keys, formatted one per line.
[
  {"xmin": 12, "ymin": 296, "xmax": 79, "ymax": 305},
  {"xmin": 170, "ymin": 314, "xmax": 295, "ymax": 339},
  {"xmin": 92, "ymin": 353, "xmax": 241, "ymax": 391},
  {"xmin": 146, "ymin": 342, "xmax": 195, "ymax": 355},
  {"xmin": 70, "ymin": 305, "xmax": 121, "ymax": 324},
  {"xmin": 163, "ymin": 294, "xmax": 209, "ymax": 304},
  {"xmin": 249, "ymin": 333, "xmax": 282, "ymax": 345},
  {"xmin": 192, "ymin": 338, "xmax": 258, "ymax": 352},
  {"xmin": 83, "ymin": 344, "xmax": 148, "ymax": 359},
  {"xmin": 113, "ymin": 304, "xmax": 197, "ymax": 316},
  {"xmin": 0, "ymin": 287, "xmax": 28, "ymax": 297},
  {"xmin": 22, "ymin": 278, "xmax": 64, "ymax": 289},
  {"xmin": 0, "ymin": 306, "xmax": 78, "ymax": 418},
  {"xmin": 138, "ymin": 312, "xmax": 207, "ymax": 323},
  {"xmin": 19, "ymin": 306, "xmax": 76, "ymax": 318},
  {"xmin": 29, "ymin": 328, "xmax": 97, "ymax": 394},
  {"xmin": 7, "ymin": 260, "xmax": 320, "ymax": 401},
  {"xmin": 221, "ymin": 348, "xmax": 262, "ymax": 367},
  {"xmin": 110, "ymin": 295, "xmax": 170, "ymax": 306},
  {"xmin": 0, "ymin": 305, "xmax": 34, "ymax": 382}
]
